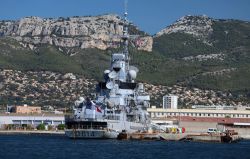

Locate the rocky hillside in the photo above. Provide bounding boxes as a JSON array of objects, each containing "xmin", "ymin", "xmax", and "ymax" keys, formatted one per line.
[
  {"xmin": 0, "ymin": 14, "xmax": 250, "ymax": 108},
  {"xmin": 0, "ymin": 14, "xmax": 152, "ymax": 52},
  {"xmin": 0, "ymin": 69, "xmax": 245, "ymax": 109},
  {"xmin": 156, "ymin": 15, "xmax": 213, "ymax": 43},
  {"xmin": 154, "ymin": 15, "xmax": 250, "ymax": 58}
]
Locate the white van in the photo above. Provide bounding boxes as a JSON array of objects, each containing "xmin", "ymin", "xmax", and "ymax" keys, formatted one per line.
[{"xmin": 207, "ymin": 128, "xmax": 218, "ymax": 133}]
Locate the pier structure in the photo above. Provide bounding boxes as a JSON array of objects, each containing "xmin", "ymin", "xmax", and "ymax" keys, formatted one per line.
[{"xmin": 147, "ymin": 108, "xmax": 250, "ymax": 139}]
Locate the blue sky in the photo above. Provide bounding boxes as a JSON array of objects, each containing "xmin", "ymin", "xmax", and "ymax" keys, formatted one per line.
[{"xmin": 1, "ymin": 0, "xmax": 250, "ymax": 35}]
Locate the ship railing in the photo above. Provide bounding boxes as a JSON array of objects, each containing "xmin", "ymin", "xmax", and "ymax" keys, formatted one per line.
[
  {"xmin": 65, "ymin": 114, "xmax": 122, "ymax": 122},
  {"xmin": 65, "ymin": 114, "xmax": 104, "ymax": 121},
  {"xmin": 105, "ymin": 115, "xmax": 120, "ymax": 120},
  {"xmin": 84, "ymin": 114, "xmax": 103, "ymax": 119},
  {"xmin": 67, "ymin": 124, "xmax": 108, "ymax": 130}
]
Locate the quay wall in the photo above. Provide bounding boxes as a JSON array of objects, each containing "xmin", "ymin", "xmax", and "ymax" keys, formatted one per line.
[
  {"xmin": 179, "ymin": 121, "xmax": 250, "ymax": 139},
  {"xmin": 0, "ymin": 130, "xmax": 65, "ymax": 135}
]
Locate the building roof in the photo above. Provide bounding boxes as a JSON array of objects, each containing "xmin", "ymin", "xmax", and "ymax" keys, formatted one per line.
[{"xmin": 147, "ymin": 108, "xmax": 250, "ymax": 115}]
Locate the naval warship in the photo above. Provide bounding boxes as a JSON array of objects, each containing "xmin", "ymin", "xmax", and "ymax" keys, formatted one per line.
[{"xmin": 65, "ymin": 8, "xmax": 151, "ymax": 139}]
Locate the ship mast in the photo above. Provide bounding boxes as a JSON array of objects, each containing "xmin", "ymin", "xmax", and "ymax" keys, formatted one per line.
[{"xmin": 122, "ymin": 0, "xmax": 130, "ymax": 72}]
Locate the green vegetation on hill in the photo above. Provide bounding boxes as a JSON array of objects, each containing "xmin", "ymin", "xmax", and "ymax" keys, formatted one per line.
[
  {"xmin": 151, "ymin": 19, "xmax": 250, "ymax": 95},
  {"xmin": 211, "ymin": 20, "xmax": 250, "ymax": 51},
  {"xmin": 0, "ymin": 38, "xmax": 111, "ymax": 80},
  {"xmin": 0, "ymin": 38, "xmax": 81, "ymax": 73},
  {"xmin": 153, "ymin": 33, "xmax": 217, "ymax": 58},
  {"xmin": 130, "ymin": 50, "xmax": 201, "ymax": 85}
]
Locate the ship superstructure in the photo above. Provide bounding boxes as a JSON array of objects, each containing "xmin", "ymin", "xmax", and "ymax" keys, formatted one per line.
[{"xmin": 65, "ymin": 7, "xmax": 150, "ymax": 139}]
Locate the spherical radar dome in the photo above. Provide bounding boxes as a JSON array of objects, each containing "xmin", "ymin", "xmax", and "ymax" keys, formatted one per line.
[
  {"xmin": 129, "ymin": 70, "xmax": 137, "ymax": 79},
  {"xmin": 104, "ymin": 70, "xmax": 110, "ymax": 74}
]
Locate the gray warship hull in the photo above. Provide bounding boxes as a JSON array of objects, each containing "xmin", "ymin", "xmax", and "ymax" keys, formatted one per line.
[
  {"xmin": 65, "ymin": 129, "xmax": 118, "ymax": 139},
  {"xmin": 65, "ymin": 116, "xmax": 146, "ymax": 139}
]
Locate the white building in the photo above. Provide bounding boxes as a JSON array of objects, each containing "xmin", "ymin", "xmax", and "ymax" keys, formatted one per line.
[
  {"xmin": 147, "ymin": 108, "xmax": 250, "ymax": 119},
  {"xmin": 0, "ymin": 114, "xmax": 64, "ymax": 128},
  {"xmin": 163, "ymin": 95, "xmax": 178, "ymax": 109}
]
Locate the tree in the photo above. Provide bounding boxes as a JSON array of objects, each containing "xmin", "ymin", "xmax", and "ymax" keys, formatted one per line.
[
  {"xmin": 57, "ymin": 124, "xmax": 65, "ymax": 130},
  {"xmin": 36, "ymin": 123, "xmax": 45, "ymax": 130}
]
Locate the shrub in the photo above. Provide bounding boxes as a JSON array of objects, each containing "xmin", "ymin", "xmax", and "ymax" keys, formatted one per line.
[
  {"xmin": 36, "ymin": 123, "xmax": 45, "ymax": 130},
  {"xmin": 57, "ymin": 124, "xmax": 65, "ymax": 130},
  {"xmin": 48, "ymin": 125, "xmax": 53, "ymax": 131}
]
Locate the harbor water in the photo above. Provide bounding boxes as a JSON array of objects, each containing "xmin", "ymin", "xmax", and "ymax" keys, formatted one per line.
[{"xmin": 0, "ymin": 134, "xmax": 250, "ymax": 159}]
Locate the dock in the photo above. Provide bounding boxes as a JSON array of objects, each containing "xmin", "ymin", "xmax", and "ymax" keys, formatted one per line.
[
  {"xmin": 159, "ymin": 133, "xmax": 187, "ymax": 141},
  {"xmin": 117, "ymin": 131, "xmax": 160, "ymax": 140},
  {"xmin": 167, "ymin": 130, "xmax": 241, "ymax": 143},
  {"xmin": 117, "ymin": 128, "xmax": 241, "ymax": 143}
]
